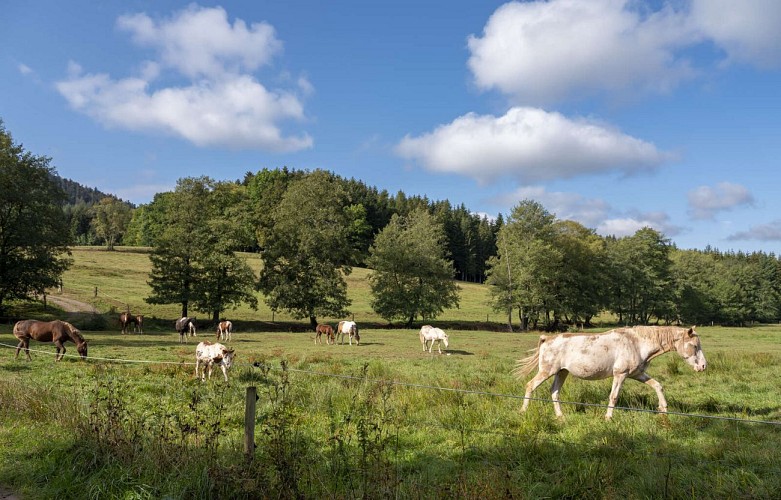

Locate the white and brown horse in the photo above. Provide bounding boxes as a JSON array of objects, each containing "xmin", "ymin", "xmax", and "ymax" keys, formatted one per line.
[
  {"xmin": 176, "ymin": 317, "xmax": 197, "ymax": 343},
  {"xmin": 216, "ymin": 320, "xmax": 233, "ymax": 342},
  {"xmin": 336, "ymin": 320, "xmax": 360, "ymax": 345},
  {"xmin": 515, "ymin": 325, "xmax": 707, "ymax": 419},
  {"xmin": 195, "ymin": 341, "xmax": 235, "ymax": 382},
  {"xmin": 13, "ymin": 319, "xmax": 88, "ymax": 361}
]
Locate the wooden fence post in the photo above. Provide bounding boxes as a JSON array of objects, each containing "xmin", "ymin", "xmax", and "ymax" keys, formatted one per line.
[{"xmin": 244, "ymin": 386, "xmax": 257, "ymax": 460}]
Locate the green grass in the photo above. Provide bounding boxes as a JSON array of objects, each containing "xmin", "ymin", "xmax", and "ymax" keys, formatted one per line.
[{"xmin": 1, "ymin": 247, "xmax": 780, "ymax": 498}]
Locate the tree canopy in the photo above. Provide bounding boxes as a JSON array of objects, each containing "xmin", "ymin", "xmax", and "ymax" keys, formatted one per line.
[
  {"xmin": 0, "ymin": 121, "xmax": 72, "ymax": 314},
  {"xmin": 367, "ymin": 208, "xmax": 460, "ymax": 326}
]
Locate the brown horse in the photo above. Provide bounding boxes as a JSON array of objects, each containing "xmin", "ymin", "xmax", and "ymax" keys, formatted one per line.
[
  {"xmin": 13, "ymin": 319, "xmax": 88, "ymax": 361},
  {"xmin": 120, "ymin": 312, "xmax": 143, "ymax": 334},
  {"xmin": 315, "ymin": 324, "xmax": 334, "ymax": 345}
]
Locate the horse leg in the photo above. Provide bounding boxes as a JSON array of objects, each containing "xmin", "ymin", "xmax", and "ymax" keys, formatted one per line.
[
  {"xmin": 436, "ymin": 340, "xmax": 443, "ymax": 354},
  {"xmin": 195, "ymin": 359, "xmax": 201, "ymax": 379},
  {"xmin": 550, "ymin": 370, "xmax": 569, "ymax": 418},
  {"xmin": 521, "ymin": 371, "xmax": 553, "ymax": 413},
  {"xmin": 632, "ymin": 372, "xmax": 668, "ymax": 413},
  {"xmin": 54, "ymin": 340, "xmax": 65, "ymax": 361},
  {"xmin": 15, "ymin": 339, "xmax": 30, "ymax": 361},
  {"xmin": 221, "ymin": 365, "xmax": 228, "ymax": 382},
  {"xmin": 606, "ymin": 373, "xmax": 628, "ymax": 420}
]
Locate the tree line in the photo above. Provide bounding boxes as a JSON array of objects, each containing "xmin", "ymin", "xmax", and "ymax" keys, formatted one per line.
[{"xmin": 2, "ymin": 119, "xmax": 780, "ymax": 328}]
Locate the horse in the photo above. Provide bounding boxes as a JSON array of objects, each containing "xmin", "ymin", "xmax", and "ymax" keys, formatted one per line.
[
  {"xmin": 176, "ymin": 317, "xmax": 197, "ymax": 343},
  {"xmin": 315, "ymin": 324, "xmax": 334, "ymax": 345},
  {"xmin": 216, "ymin": 320, "xmax": 233, "ymax": 342},
  {"xmin": 514, "ymin": 325, "xmax": 707, "ymax": 420},
  {"xmin": 195, "ymin": 341, "xmax": 235, "ymax": 382},
  {"xmin": 119, "ymin": 311, "xmax": 138, "ymax": 334},
  {"xmin": 134, "ymin": 315, "xmax": 144, "ymax": 334},
  {"xmin": 13, "ymin": 319, "xmax": 88, "ymax": 361},
  {"xmin": 336, "ymin": 320, "xmax": 360, "ymax": 345},
  {"xmin": 419, "ymin": 325, "xmax": 449, "ymax": 354}
]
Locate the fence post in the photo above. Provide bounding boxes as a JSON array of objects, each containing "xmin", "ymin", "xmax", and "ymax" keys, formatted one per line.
[
  {"xmin": 244, "ymin": 386, "xmax": 257, "ymax": 460},
  {"xmin": 94, "ymin": 286, "xmax": 98, "ymax": 297}
]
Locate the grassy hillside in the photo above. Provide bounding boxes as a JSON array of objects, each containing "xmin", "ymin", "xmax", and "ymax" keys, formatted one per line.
[{"xmin": 51, "ymin": 246, "xmax": 503, "ymax": 329}]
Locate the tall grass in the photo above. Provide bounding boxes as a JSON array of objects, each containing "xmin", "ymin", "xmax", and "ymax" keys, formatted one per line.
[{"xmin": 1, "ymin": 324, "xmax": 780, "ymax": 498}]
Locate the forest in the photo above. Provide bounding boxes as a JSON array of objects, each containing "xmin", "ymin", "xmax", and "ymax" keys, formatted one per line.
[{"xmin": 56, "ymin": 167, "xmax": 781, "ymax": 330}]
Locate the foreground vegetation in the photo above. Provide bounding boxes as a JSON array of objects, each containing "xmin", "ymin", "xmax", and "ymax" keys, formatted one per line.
[{"xmin": 1, "ymin": 317, "xmax": 780, "ymax": 498}]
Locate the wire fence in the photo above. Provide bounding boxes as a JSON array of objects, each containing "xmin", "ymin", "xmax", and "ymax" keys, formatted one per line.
[{"xmin": 2, "ymin": 340, "xmax": 779, "ymax": 428}]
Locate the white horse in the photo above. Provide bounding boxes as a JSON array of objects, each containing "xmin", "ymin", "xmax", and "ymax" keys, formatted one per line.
[
  {"xmin": 515, "ymin": 326, "xmax": 707, "ymax": 419},
  {"xmin": 336, "ymin": 320, "xmax": 360, "ymax": 345},
  {"xmin": 176, "ymin": 317, "xmax": 197, "ymax": 343},
  {"xmin": 217, "ymin": 320, "xmax": 233, "ymax": 341},
  {"xmin": 195, "ymin": 341, "xmax": 235, "ymax": 382},
  {"xmin": 420, "ymin": 325, "xmax": 449, "ymax": 354}
]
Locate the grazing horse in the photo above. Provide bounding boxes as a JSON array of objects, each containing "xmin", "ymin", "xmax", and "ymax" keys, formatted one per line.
[
  {"xmin": 195, "ymin": 341, "xmax": 235, "ymax": 382},
  {"xmin": 419, "ymin": 325, "xmax": 449, "ymax": 354},
  {"xmin": 13, "ymin": 319, "xmax": 88, "ymax": 361},
  {"xmin": 336, "ymin": 320, "xmax": 360, "ymax": 345},
  {"xmin": 176, "ymin": 317, "xmax": 197, "ymax": 343},
  {"xmin": 216, "ymin": 320, "xmax": 233, "ymax": 342},
  {"xmin": 315, "ymin": 324, "xmax": 334, "ymax": 345},
  {"xmin": 515, "ymin": 326, "xmax": 707, "ymax": 420},
  {"xmin": 133, "ymin": 315, "xmax": 144, "ymax": 334},
  {"xmin": 119, "ymin": 311, "xmax": 138, "ymax": 334}
]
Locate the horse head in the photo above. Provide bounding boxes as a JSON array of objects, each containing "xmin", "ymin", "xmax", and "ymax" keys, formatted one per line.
[{"xmin": 677, "ymin": 326, "xmax": 706, "ymax": 372}]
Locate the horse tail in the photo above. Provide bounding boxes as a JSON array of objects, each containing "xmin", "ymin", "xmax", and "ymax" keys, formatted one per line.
[{"xmin": 512, "ymin": 336, "xmax": 546, "ymax": 379}]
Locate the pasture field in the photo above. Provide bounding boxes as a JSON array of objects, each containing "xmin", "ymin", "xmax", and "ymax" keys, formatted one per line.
[{"xmin": 1, "ymin": 320, "xmax": 780, "ymax": 498}]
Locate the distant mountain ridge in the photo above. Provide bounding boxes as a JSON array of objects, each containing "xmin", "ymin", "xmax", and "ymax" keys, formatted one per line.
[{"xmin": 52, "ymin": 174, "xmax": 133, "ymax": 207}]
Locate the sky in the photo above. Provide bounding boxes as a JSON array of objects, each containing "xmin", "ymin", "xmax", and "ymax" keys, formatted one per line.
[{"xmin": 2, "ymin": 0, "xmax": 781, "ymax": 254}]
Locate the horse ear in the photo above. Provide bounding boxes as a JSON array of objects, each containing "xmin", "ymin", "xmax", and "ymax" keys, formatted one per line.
[{"xmin": 687, "ymin": 326, "xmax": 696, "ymax": 336}]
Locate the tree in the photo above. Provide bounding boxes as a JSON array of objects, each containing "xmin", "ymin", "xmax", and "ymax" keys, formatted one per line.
[
  {"xmin": 146, "ymin": 177, "xmax": 258, "ymax": 321},
  {"xmin": 0, "ymin": 121, "xmax": 72, "ymax": 314},
  {"xmin": 257, "ymin": 171, "xmax": 355, "ymax": 328},
  {"xmin": 91, "ymin": 196, "xmax": 132, "ymax": 250},
  {"xmin": 367, "ymin": 208, "xmax": 460, "ymax": 326}
]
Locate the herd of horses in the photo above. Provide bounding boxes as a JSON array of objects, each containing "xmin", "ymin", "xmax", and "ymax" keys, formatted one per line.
[{"xmin": 8, "ymin": 313, "xmax": 708, "ymax": 419}]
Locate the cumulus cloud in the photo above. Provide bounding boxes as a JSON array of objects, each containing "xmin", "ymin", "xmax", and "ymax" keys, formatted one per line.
[
  {"xmin": 56, "ymin": 5, "xmax": 312, "ymax": 152},
  {"xmin": 690, "ymin": 0, "xmax": 781, "ymax": 68},
  {"xmin": 727, "ymin": 220, "xmax": 781, "ymax": 241},
  {"xmin": 395, "ymin": 107, "xmax": 672, "ymax": 183},
  {"xmin": 498, "ymin": 186, "xmax": 610, "ymax": 228},
  {"xmin": 467, "ymin": 0, "xmax": 781, "ymax": 105},
  {"xmin": 687, "ymin": 182, "xmax": 755, "ymax": 220},
  {"xmin": 597, "ymin": 211, "xmax": 683, "ymax": 238},
  {"xmin": 467, "ymin": 0, "xmax": 697, "ymax": 105}
]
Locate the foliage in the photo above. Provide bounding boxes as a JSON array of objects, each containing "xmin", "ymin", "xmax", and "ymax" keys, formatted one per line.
[
  {"xmin": 367, "ymin": 208, "xmax": 460, "ymax": 326},
  {"xmin": 0, "ymin": 121, "xmax": 72, "ymax": 314},
  {"xmin": 145, "ymin": 177, "xmax": 257, "ymax": 320},
  {"xmin": 90, "ymin": 196, "xmax": 132, "ymax": 250},
  {"xmin": 257, "ymin": 170, "xmax": 354, "ymax": 327}
]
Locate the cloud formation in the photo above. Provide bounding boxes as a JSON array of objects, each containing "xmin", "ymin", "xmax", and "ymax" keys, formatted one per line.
[
  {"xmin": 395, "ymin": 107, "xmax": 672, "ymax": 183},
  {"xmin": 728, "ymin": 220, "xmax": 781, "ymax": 242},
  {"xmin": 467, "ymin": 0, "xmax": 781, "ymax": 105},
  {"xmin": 687, "ymin": 182, "xmax": 755, "ymax": 220},
  {"xmin": 56, "ymin": 5, "xmax": 312, "ymax": 152}
]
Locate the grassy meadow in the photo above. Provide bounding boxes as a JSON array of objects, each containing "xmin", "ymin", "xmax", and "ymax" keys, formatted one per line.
[{"xmin": 1, "ymin": 247, "xmax": 780, "ymax": 498}]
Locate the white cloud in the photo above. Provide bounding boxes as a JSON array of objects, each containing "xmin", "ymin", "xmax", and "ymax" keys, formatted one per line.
[
  {"xmin": 467, "ymin": 0, "xmax": 697, "ymax": 105},
  {"xmin": 687, "ymin": 182, "xmax": 755, "ymax": 220},
  {"xmin": 467, "ymin": 0, "xmax": 781, "ymax": 105},
  {"xmin": 56, "ymin": 5, "xmax": 312, "ymax": 152},
  {"xmin": 18, "ymin": 63, "xmax": 33, "ymax": 75},
  {"xmin": 691, "ymin": 0, "xmax": 781, "ymax": 68},
  {"xmin": 117, "ymin": 5, "xmax": 281, "ymax": 79},
  {"xmin": 728, "ymin": 220, "xmax": 781, "ymax": 241},
  {"xmin": 395, "ymin": 107, "xmax": 672, "ymax": 183},
  {"xmin": 499, "ymin": 186, "xmax": 610, "ymax": 227},
  {"xmin": 597, "ymin": 211, "xmax": 683, "ymax": 238}
]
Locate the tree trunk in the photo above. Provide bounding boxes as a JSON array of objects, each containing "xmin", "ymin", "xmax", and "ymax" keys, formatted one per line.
[
  {"xmin": 212, "ymin": 310, "xmax": 220, "ymax": 323},
  {"xmin": 181, "ymin": 302, "xmax": 188, "ymax": 318},
  {"xmin": 310, "ymin": 315, "xmax": 318, "ymax": 329}
]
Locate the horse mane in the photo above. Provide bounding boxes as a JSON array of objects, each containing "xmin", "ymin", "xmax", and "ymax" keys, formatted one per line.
[
  {"xmin": 65, "ymin": 322, "xmax": 86, "ymax": 343},
  {"xmin": 629, "ymin": 325, "xmax": 691, "ymax": 352}
]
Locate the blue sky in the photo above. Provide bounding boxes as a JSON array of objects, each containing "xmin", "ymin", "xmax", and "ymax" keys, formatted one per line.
[{"xmin": 3, "ymin": 0, "xmax": 781, "ymax": 253}]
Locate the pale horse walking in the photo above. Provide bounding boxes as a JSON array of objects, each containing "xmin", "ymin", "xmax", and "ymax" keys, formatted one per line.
[
  {"xmin": 419, "ymin": 325, "xmax": 449, "ymax": 354},
  {"xmin": 514, "ymin": 326, "xmax": 707, "ymax": 419}
]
